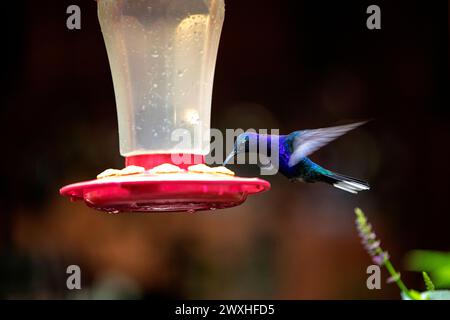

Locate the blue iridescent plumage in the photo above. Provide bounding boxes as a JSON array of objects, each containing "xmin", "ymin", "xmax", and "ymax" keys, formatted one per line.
[{"xmin": 224, "ymin": 122, "xmax": 370, "ymax": 194}]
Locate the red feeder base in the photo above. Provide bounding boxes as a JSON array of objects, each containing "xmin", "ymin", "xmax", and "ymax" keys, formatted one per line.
[{"xmin": 60, "ymin": 154, "xmax": 270, "ymax": 213}]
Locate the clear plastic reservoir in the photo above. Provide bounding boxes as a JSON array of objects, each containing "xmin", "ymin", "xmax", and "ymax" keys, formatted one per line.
[{"xmin": 98, "ymin": 0, "xmax": 225, "ymax": 156}]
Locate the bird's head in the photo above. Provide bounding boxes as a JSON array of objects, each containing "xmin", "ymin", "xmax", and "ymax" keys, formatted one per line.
[{"xmin": 223, "ymin": 132, "xmax": 257, "ymax": 166}]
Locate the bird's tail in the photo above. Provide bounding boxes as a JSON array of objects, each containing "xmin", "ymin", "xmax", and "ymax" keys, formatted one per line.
[{"xmin": 320, "ymin": 171, "xmax": 370, "ymax": 194}]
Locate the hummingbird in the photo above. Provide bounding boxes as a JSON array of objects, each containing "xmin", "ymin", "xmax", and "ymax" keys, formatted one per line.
[{"xmin": 223, "ymin": 121, "xmax": 370, "ymax": 194}]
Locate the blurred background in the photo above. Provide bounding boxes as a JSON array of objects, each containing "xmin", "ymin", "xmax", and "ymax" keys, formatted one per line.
[{"xmin": 0, "ymin": 0, "xmax": 448, "ymax": 299}]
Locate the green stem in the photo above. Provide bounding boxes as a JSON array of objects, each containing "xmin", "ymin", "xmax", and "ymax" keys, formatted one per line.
[
  {"xmin": 377, "ymin": 249, "xmax": 414, "ymax": 300},
  {"xmin": 355, "ymin": 209, "xmax": 418, "ymax": 300},
  {"xmin": 384, "ymin": 260, "xmax": 411, "ymax": 297}
]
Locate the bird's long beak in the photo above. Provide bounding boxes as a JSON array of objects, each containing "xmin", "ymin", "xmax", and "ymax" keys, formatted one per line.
[{"xmin": 223, "ymin": 150, "xmax": 236, "ymax": 166}]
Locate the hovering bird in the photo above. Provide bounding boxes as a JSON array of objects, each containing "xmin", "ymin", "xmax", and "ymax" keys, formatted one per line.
[{"xmin": 223, "ymin": 122, "xmax": 370, "ymax": 194}]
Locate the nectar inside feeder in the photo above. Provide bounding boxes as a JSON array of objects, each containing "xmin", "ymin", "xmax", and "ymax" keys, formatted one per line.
[{"xmin": 60, "ymin": 0, "xmax": 270, "ymax": 213}]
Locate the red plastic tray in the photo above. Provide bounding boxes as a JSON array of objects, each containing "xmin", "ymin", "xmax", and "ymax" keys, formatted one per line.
[{"xmin": 60, "ymin": 174, "xmax": 270, "ymax": 213}]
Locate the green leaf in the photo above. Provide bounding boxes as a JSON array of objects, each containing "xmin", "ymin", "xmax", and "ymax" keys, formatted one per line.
[
  {"xmin": 406, "ymin": 250, "xmax": 450, "ymax": 272},
  {"xmin": 433, "ymin": 267, "xmax": 450, "ymax": 288},
  {"xmin": 422, "ymin": 272, "xmax": 435, "ymax": 291},
  {"xmin": 409, "ymin": 290, "xmax": 423, "ymax": 300},
  {"xmin": 401, "ymin": 290, "xmax": 423, "ymax": 300},
  {"xmin": 406, "ymin": 250, "xmax": 450, "ymax": 288}
]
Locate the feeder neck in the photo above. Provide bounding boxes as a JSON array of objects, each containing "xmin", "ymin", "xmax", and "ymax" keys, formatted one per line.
[{"xmin": 125, "ymin": 154, "xmax": 205, "ymax": 170}]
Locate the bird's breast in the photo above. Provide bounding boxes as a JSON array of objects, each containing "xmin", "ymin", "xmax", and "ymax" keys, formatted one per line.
[{"xmin": 278, "ymin": 141, "xmax": 297, "ymax": 178}]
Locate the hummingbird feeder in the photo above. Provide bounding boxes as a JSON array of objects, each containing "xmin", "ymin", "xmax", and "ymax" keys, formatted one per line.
[{"xmin": 60, "ymin": 0, "xmax": 270, "ymax": 213}]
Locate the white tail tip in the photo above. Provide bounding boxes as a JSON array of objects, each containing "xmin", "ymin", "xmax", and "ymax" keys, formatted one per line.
[{"xmin": 333, "ymin": 181, "xmax": 370, "ymax": 194}]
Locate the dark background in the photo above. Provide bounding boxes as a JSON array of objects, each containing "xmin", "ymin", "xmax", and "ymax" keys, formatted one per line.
[{"xmin": 0, "ymin": 0, "xmax": 448, "ymax": 299}]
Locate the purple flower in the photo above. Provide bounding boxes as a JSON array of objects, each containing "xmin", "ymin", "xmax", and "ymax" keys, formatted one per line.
[
  {"xmin": 355, "ymin": 208, "xmax": 389, "ymax": 265},
  {"xmin": 372, "ymin": 252, "xmax": 389, "ymax": 266}
]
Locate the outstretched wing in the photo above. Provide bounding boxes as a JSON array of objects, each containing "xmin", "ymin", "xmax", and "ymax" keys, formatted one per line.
[{"xmin": 288, "ymin": 121, "xmax": 367, "ymax": 167}]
